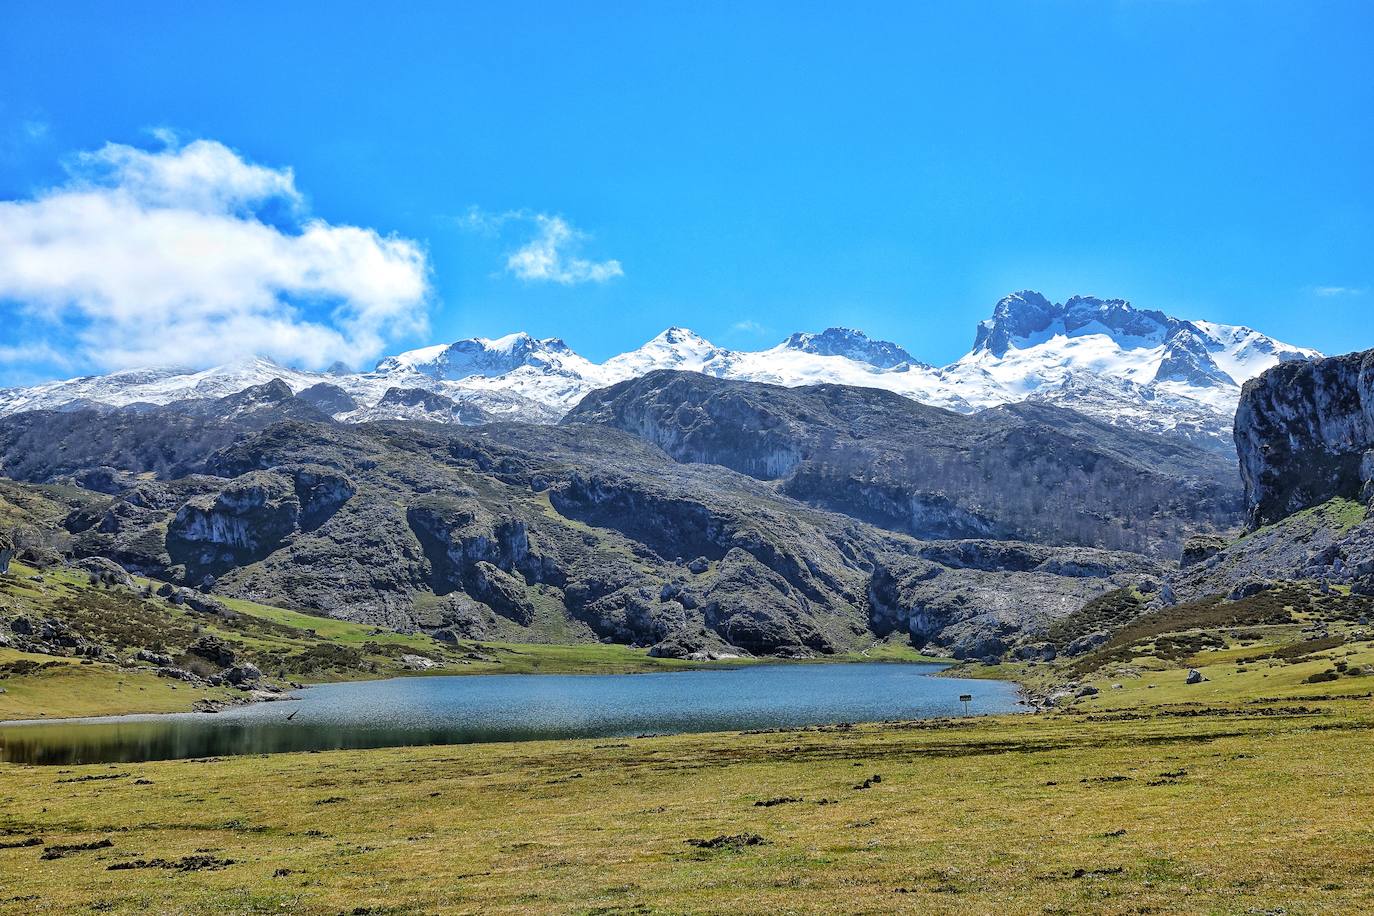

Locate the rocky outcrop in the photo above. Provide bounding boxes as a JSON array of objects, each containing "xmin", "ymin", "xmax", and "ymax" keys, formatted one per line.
[
  {"xmin": 1234, "ymin": 347, "xmax": 1374, "ymax": 528},
  {"xmin": 1181, "ymin": 534, "xmax": 1227, "ymax": 568},
  {"xmin": 165, "ymin": 464, "xmax": 355, "ymax": 582},
  {"xmin": 867, "ymin": 544, "xmax": 1162, "ymax": 660},
  {"xmin": 167, "ymin": 471, "xmax": 302, "ymax": 578},
  {"xmin": 295, "ymin": 383, "xmax": 359, "ymax": 415},
  {"xmin": 350, "ymin": 387, "xmax": 493, "ymax": 425},
  {"xmin": 72, "ymin": 556, "xmax": 135, "ymax": 587},
  {"xmin": 0, "ymin": 531, "xmax": 13, "ymax": 575},
  {"xmin": 1159, "ymin": 349, "xmax": 1374, "ymax": 604}
]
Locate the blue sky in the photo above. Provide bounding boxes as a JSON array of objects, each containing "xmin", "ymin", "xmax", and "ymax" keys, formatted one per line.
[{"xmin": 1, "ymin": 1, "xmax": 1371, "ymax": 384}]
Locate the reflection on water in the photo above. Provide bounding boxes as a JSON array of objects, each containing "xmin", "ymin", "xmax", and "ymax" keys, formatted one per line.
[{"xmin": 0, "ymin": 662, "xmax": 1023, "ymax": 765}]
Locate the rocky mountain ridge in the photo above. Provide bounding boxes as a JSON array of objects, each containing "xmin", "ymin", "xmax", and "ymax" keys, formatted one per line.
[{"xmin": 0, "ymin": 291, "xmax": 1318, "ymax": 447}]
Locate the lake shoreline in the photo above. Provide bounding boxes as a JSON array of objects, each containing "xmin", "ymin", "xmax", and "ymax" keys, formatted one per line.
[
  {"xmin": 0, "ymin": 662, "xmax": 1026, "ymax": 764},
  {"xmin": 0, "ymin": 639, "xmax": 969, "ymax": 724}
]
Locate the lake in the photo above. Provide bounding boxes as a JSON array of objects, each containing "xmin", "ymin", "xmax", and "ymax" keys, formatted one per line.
[{"xmin": 0, "ymin": 662, "xmax": 1023, "ymax": 764}]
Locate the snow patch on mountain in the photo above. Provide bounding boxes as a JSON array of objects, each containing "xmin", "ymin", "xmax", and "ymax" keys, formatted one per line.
[{"xmin": 0, "ymin": 291, "xmax": 1320, "ymax": 445}]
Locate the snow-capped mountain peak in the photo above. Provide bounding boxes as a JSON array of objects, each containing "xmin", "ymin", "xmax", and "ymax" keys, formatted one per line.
[
  {"xmin": 973, "ymin": 291, "xmax": 1175, "ymax": 356},
  {"xmin": 374, "ymin": 332, "xmax": 581, "ymax": 381},
  {"xmin": 780, "ymin": 327, "xmax": 923, "ymax": 369},
  {"xmin": 602, "ymin": 327, "xmax": 731, "ymax": 379},
  {"xmin": 0, "ymin": 290, "xmax": 1322, "ymax": 450}
]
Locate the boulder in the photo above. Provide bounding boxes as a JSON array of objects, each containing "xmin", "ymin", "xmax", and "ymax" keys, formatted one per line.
[
  {"xmin": 223, "ymin": 663, "xmax": 262, "ymax": 685},
  {"xmin": 1227, "ymin": 580, "xmax": 1273, "ymax": 601},
  {"xmin": 72, "ymin": 556, "xmax": 135, "ymax": 588},
  {"xmin": 1185, "ymin": 668, "xmax": 1208, "ymax": 685},
  {"xmin": 1065, "ymin": 631, "xmax": 1109, "ymax": 657},
  {"xmin": 400, "ymin": 654, "xmax": 439, "ymax": 671},
  {"xmin": 0, "ymin": 531, "xmax": 14, "ymax": 575},
  {"xmin": 1181, "ymin": 535, "xmax": 1227, "ymax": 568},
  {"xmin": 188, "ymin": 635, "xmax": 236, "ymax": 667},
  {"xmin": 1075, "ymin": 684, "xmax": 1100, "ymax": 697},
  {"xmin": 135, "ymin": 648, "xmax": 173, "ymax": 666},
  {"xmin": 1013, "ymin": 642, "xmax": 1056, "ymax": 662}
]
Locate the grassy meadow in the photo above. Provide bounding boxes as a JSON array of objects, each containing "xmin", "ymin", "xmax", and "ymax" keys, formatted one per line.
[
  {"xmin": 4, "ymin": 560, "xmax": 1374, "ymax": 912},
  {"xmin": 1, "ymin": 686, "xmax": 1372, "ymax": 914}
]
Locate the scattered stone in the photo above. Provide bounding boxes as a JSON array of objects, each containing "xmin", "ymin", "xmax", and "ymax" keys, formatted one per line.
[
  {"xmin": 40, "ymin": 838, "xmax": 114, "ymax": 859},
  {"xmin": 1186, "ymin": 668, "xmax": 1208, "ymax": 684},
  {"xmin": 135, "ymin": 648, "xmax": 173, "ymax": 667},
  {"xmin": 853, "ymin": 774, "xmax": 882, "ymax": 790},
  {"xmin": 107, "ymin": 855, "xmax": 235, "ymax": 872},
  {"xmin": 1075, "ymin": 684, "xmax": 1099, "ymax": 697},
  {"xmin": 685, "ymin": 833, "xmax": 766, "ymax": 850},
  {"xmin": 753, "ymin": 796, "xmax": 803, "ymax": 807}
]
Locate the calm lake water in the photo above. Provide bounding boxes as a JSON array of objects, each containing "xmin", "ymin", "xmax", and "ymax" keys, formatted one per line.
[{"xmin": 0, "ymin": 662, "xmax": 1023, "ymax": 765}]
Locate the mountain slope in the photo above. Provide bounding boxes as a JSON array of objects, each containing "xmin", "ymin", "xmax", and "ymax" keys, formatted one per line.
[
  {"xmin": 0, "ymin": 395, "xmax": 1166, "ymax": 658},
  {"xmin": 566, "ymin": 370, "xmax": 1242, "ymax": 556}
]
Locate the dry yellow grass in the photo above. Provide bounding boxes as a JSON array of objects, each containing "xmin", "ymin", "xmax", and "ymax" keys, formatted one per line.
[{"xmin": 2, "ymin": 694, "xmax": 1372, "ymax": 914}]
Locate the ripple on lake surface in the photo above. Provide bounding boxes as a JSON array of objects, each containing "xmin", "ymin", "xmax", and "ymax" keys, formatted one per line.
[{"xmin": 0, "ymin": 662, "xmax": 1023, "ymax": 764}]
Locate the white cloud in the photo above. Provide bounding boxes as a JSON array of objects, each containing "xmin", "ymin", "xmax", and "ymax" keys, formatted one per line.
[
  {"xmin": 0, "ymin": 341, "xmax": 67, "ymax": 366},
  {"xmin": 507, "ymin": 215, "xmax": 622, "ymax": 284},
  {"xmin": 1314, "ymin": 285, "xmax": 1367, "ymax": 297},
  {"xmin": 731, "ymin": 319, "xmax": 768, "ymax": 334},
  {"xmin": 465, "ymin": 210, "xmax": 620, "ymax": 285},
  {"xmin": 0, "ymin": 137, "xmax": 430, "ymax": 372}
]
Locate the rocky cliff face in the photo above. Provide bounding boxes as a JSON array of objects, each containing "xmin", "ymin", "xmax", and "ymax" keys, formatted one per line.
[
  {"xmin": 1234, "ymin": 348, "xmax": 1374, "ymax": 528},
  {"xmin": 1154, "ymin": 348, "xmax": 1374, "ymax": 605}
]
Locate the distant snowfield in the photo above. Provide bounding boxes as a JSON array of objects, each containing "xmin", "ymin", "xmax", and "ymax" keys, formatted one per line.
[{"xmin": 0, "ymin": 292, "xmax": 1319, "ymax": 447}]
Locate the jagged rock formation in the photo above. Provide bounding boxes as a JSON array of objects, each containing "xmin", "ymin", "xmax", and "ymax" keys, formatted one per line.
[
  {"xmin": 1165, "ymin": 349, "xmax": 1374, "ymax": 603},
  {"xmin": 780, "ymin": 328, "xmax": 923, "ymax": 369},
  {"xmin": 566, "ymin": 370, "xmax": 1242, "ymax": 555},
  {"xmin": 166, "ymin": 465, "xmax": 355, "ymax": 582},
  {"xmin": 0, "ymin": 530, "xmax": 13, "ymax": 574},
  {"xmin": 1234, "ymin": 347, "xmax": 1374, "ymax": 528}
]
